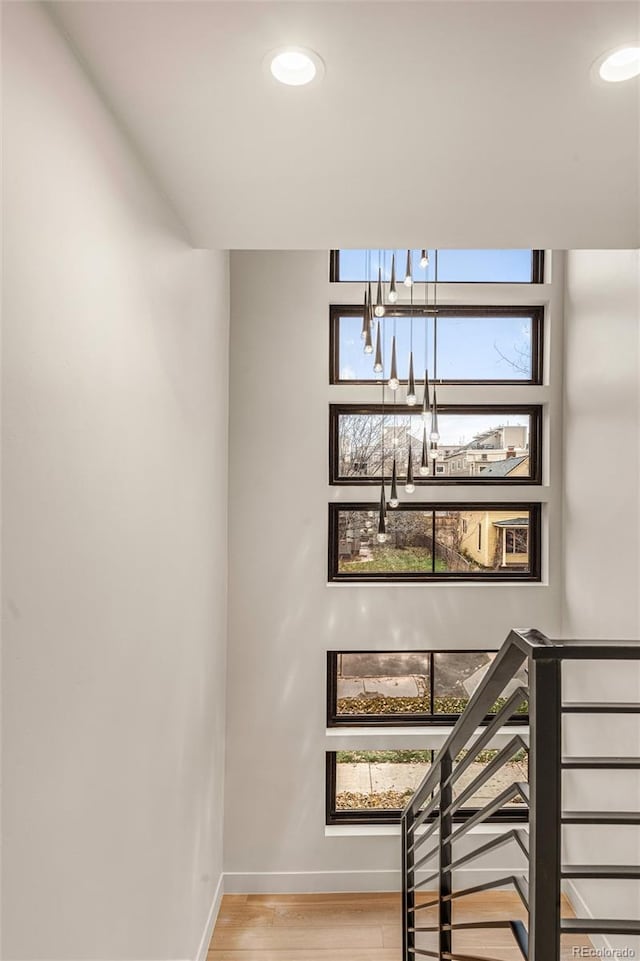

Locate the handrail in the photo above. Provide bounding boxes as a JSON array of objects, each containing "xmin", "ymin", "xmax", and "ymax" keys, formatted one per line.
[
  {"xmin": 400, "ymin": 628, "xmax": 640, "ymax": 961},
  {"xmin": 403, "ymin": 628, "xmax": 543, "ymax": 818}
]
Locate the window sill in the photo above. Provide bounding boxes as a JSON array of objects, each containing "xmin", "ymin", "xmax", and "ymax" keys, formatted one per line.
[
  {"xmin": 326, "ymin": 822, "xmax": 527, "ymax": 839},
  {"xmin": 325, "ymin": 726, "xmax": 530, "ymax": 752}
]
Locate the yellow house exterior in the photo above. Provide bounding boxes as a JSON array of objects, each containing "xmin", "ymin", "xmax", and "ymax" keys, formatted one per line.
[{"xmin": 458, "ymin": 510, "xmax": 529, "ymax": 570}]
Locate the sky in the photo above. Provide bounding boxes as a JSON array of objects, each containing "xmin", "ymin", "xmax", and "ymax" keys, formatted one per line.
[
  {"xmin": 338, "ymin": 249, "xmax": 533, "ymax": 283},
  {"xmin": 340, "ymin": 313, "xmax": 533, "ymax": 381},
  {"xmin": 337, "ymin": 249, "xmax": 535, "ymax": 381}
]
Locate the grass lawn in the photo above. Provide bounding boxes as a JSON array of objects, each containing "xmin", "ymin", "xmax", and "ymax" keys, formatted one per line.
[{"xmin": 339, "ymin": 546, "xmax": 449, "ymax": 573}]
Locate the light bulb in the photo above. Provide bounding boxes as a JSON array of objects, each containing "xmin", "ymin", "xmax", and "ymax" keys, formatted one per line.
[
  {"xmin": 405, "ymin": 482, "xmax": 415, "ymax": 494},
  {"xmin": 429, "ymin": 448, "xmax": 438, "ymax": 460},
  {"xmin": 419, "ymin": 465, "xmax": 429, "ymax": 476},
  {"xmin": 419, "ymin": 249, "xmax": 429, "ymax": 269},
  {"xmin": 364, "ymin": 343, "xmax": 373, "ymax": 354},
  {"xmin": 389, "ymin": 253, "xmax": 398, "ymax": 303},
  {"xmin": 389, "ymin": 458, "xmax": 399, "ymax": 508},
  {"xmin": 406, "ymin": 352, "xmax": 416, "ymax": 405},
  {"xmin": 374, "ymin": 267, "xmax": 385, "ymax": 318},
  {"xmin": 388, "ymin": 336, "xmax": 399, "ymax": 390},
  {"xmin": 403, "ymin": 249, "xmax": 413, "ymax": 287},
  {"xmin": 376, "ymin": 532, "xmax": 387, "ymax": 544}
]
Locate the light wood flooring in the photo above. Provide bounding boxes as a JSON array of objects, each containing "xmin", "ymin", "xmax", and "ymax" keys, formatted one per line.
[{"xmin": 207, "ymin": 891, "xmax": 592, "ymax": 960}]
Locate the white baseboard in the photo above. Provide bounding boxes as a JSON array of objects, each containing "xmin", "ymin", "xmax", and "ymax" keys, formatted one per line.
[
  {"xmin": 223, "ymin": 867, "xmax": 517, "ymax": 895},
  {"xmin": 195, "ymin": 873, "xmax": 224, "ymax": 961}
]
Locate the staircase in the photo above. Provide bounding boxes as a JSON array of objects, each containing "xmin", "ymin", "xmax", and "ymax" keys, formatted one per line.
[{"xmin": 401, "ymin": 629, "xmax": 640, "ymax": 960}]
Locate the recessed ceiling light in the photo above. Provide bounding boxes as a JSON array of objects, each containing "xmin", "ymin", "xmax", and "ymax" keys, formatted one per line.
[
  {"xmin": 268, "ymin": 47, "xmax": 324, "ymax": 86},
  {"xmin": 596, "ymin": 44, "xmax": 640, "ymax": 83}
]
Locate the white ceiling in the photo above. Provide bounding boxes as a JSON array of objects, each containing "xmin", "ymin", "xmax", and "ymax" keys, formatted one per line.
[{"xmin": 51, "ymin": 1, "xmax": 640, "ymax": 249}]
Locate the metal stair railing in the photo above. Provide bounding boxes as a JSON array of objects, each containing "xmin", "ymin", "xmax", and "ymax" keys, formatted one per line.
[{"xmin": 400, "ymin": 628, "xmax": 640, "ymax": 961}]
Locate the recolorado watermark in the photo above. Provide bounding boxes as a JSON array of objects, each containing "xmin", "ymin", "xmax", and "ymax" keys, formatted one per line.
[{"xmin": 571, "ymin": 950, "xmax": 636, "ymax": 959}]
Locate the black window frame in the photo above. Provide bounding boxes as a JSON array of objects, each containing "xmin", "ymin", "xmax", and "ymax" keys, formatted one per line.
[
  {"xmin": 329, "ymin": 403, "xmax": 542, "ymax": 486},
  {"xmin": 326, "ymin": 650, "xmax": 529, "ymax": 728},
  {"xmin": 329, "ymin": 304, "xmax": 544, "ymax": 386},
  {"xmin": 328, "ymin": 501, "xmax": 542, "ymax": 583},
  {"xmin": 326, "ymin": 751, "xmax": 529, "ymax": 826},
  {"xmin": 329, "ymin": 250, "xmax": 545, "ymax": 284}
]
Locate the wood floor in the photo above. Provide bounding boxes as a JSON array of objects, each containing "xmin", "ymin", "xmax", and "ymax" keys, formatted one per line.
[{"xmin": 207, "ymin": 891, "xmax": 592, "ymax": 960}]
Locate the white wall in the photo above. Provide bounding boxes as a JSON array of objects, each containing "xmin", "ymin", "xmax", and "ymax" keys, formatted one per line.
[
  {"xmin": 2, "ymin": 6, "xmax": 229, "ymax": 959},
  {"xmin": 562, "ymin": 250, "xmax": 640, "ymax": 954},
  {"xmin": 225, "ymin": 250, "xmax": 563, "ymax": 888}
]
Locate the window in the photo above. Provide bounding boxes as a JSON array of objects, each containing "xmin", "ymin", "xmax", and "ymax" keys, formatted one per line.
[
  {"xmin": 506, "ymin": 528, "xmax": 528, "ymax": 554},
  {"xmin": 330, "ymin": 306, "xmax": 543, "ymax": 385},
  {"xmin": 329, "ymin": 405, "xmax": 541, "ymax": 486},
  {"xmin": 330, "ymin": 249, "xmax": 544, "ymax": 284},
  {"xmin": 328, "ymin": 504, "xmax": 541, "ymax": 582},
  {"xmin": 327, "ymin": 651, "xmax": 529, "ymax": 727},
  {"xmin": 327, "ymin": 748, "xmax": 529, "ymax": 825}
]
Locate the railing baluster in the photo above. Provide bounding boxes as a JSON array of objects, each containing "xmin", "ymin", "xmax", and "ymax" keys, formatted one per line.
[
  {"xmin": 528, "ymin": 655, "xmax": 562, "ymax": 961},
  {"xmin": 402, "ymin": 811, "xmax": 416, "ymax": 959},
  {"xmin": 439, "ymin": 752, "xmax": 452, "ymax": 961}
]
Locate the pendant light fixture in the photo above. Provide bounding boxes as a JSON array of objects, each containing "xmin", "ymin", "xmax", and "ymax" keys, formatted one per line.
[
  {"xmin": 373, "ymin": 320, "xmax": 383, "ymax": 372},
  {"xmin": 403, "ymin": 248, "xmax": 413, "ymax": 287},
  {"xmin": 430, "ymin": 388, "xmax": 440, "ymax": 441},
  {"xmin": 388, "ymin": 334, "xmax": 399, "ymax": 390},
  {"xmin": 388, "ymin": 253, "xmax": 398, "ymax": 304},
  {"xmin": 420, "ymin": 425, "xmax": 430, "ymax": 476},
  {"xmin": 361, "ymin": 285, "xmax": 369, "ymax": 340},
  {"xmin": 364, "ymin": 313, "xmax": 373, "ymax": 354},
  {"xmin": 406, "ymin": 351, "xmax": 416, "ymax": 406},
  {"xmin": 419, "ymin": 249, "xmax": 429, "ymax": 269},
  {"xmin": 430, "ymin": 441, "xmax": 439, "ymax": 461},
  {"xmin": 377, "ymin": 484, "xmax": 387, "ymax": 543},
  {"xmin": 364, "ymin": 279, "xmax": 374, "ymax": 354},
  {"xmin": 422, "ymin": 368, "xmax": 431, "ymax": 419},
  {"xmin": 430, "ymin": 250, "xmax": 440, "ymax": 441},
  {"xmin": 374, "ymin": 266, "xmax": 385, "ymax": 318},
  {"xmin": 405, "ymin": 439, "xmax": 415, "ymax": 494},
  {"xmin": 389, "ymin": 457, "xmax": 399, "ymax": 508}
]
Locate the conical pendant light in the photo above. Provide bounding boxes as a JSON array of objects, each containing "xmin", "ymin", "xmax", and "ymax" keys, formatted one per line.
[
  {"xmin": 361, "ymin": 285, "xmax": 369, "ymax": 340},
  {"xmin": 406, "ymin": 352, "xmax": 417, "ymax": 406},
  {"xmin": 363, "ymin": 282, "xmax": 373, "ymax": 354},
  {"xmin": 420, "ymin": 425, "xmax": 429, "ymax": 476},
  {"xmin": 388, "ymin": 253, "xmax": 398, "ymax": 304},
  {"xmin": 419, "ymin": 249, "xmax": 429, "ymax": 268},
  {"xmin": 430, "ymin": 388, "xmax": 440, "ymax": 441},
  {"xmin": 375, "ymin": 267, "xmax": 385, "ymax": 318},
  {"xmin": 422, "ymin": 369, "xmax": 431, "ymax": 419},
  {"xmin": 404, "ymin": 249, "xmax": 413, "ymax": 287},
  {"xmin": 376, "ymin": 484, "xmax": 387, "ymax": 543},
  {"xmin": 405, "ymin": 439, "xmax": 415, "ymax": 493},
  {"xmin": 373, "ymin": 320, "xmax": 383, "ymax": 372},
  {"xmin": 388, "ymin": 336, "xmax": 399, "ymax": 390},
  {"xmin": 389, "ymin": 458, "xmax": 399, "ymax": 508}
]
